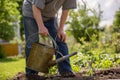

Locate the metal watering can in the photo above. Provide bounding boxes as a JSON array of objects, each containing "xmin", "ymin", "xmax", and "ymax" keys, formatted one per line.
[{"xmin": 26, "ymin": 33, "xmax": 77, "ymax": 73}]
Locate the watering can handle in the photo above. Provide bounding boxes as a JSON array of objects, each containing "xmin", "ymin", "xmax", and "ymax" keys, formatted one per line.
[{"xmin": 26, "ymin": 32, "xmax": 58, "ymax": 50}]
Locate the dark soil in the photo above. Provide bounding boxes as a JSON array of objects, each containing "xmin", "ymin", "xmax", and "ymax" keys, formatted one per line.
[
  {"xmin": 93, "ymin": 67, "xmax": 120, "ymax": 80},
  {"xmin": 12, "ymin": 67, "xmax": 120, "ymax": 80}
]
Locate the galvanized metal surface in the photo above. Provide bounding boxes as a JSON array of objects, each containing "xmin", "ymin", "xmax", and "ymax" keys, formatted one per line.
[{"xmin": 27, "ymin": 43, "xmax": 55, "ymax": 73}]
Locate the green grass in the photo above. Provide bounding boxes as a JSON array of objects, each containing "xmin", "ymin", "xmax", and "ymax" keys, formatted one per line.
[{"xmin": 0, "ymin": 57, "xmax": 25, "ymax": 80}]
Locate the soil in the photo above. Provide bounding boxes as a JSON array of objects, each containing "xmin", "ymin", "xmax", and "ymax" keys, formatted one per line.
[
  {"xmin": 93, "ymin": 67, "xmax": 120, "ymax": 80},
  {"xmin": 12, "ymin": 67, "xmax": 120, "ymax": 80}
]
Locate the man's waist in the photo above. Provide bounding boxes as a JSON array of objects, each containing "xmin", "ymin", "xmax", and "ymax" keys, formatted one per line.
[
  {"xmin": 23, "ymin": 14, "xmax": 55, "ymax": 22},
  {"xmin": 43, "ymin": 16, "xmax": 55, "ymax": 22}
]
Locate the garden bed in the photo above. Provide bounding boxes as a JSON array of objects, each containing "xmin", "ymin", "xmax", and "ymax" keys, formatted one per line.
[
  {"xmin": 93, "ymin": 67, "xmax": 120, "ymax": 80},
  {"xmin": 12, "ymin": 67, "xmax": 120, "ymax": 80}
]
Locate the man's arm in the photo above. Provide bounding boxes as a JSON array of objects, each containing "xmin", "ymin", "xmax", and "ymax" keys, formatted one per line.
[
  {"xmin": 32, "ymin": 5, "xmax": 48, "ymax": 36},
  {"xmin": 58, "ymin": 10, "xmax": 69, "ymax": 42}
]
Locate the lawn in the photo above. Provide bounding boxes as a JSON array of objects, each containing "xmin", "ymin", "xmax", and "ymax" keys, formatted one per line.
[{"xmin": 0, "ymin": 57, "xmax": 25, "ymax": 80}]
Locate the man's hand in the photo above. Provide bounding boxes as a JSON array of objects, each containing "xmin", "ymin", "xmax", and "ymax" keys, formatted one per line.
[
  {"xmin": 58, "ymin": 28, "xmax": 66, "ymax": 42},
  {"xmin": 38, "ymin": 26, "xmax": 49, "ymax": 36}
]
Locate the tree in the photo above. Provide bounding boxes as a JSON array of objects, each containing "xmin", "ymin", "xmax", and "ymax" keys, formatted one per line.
[
  {"xmin": 0, "ymin": 0, "xmax": 21, "ymax": 41},
  {"xmin": 67, "ymin": 0, "xmax": 102, "ymax": 44},
  {"xmin": 16, "ymin": 0, "xmax": 24, "ymax": 39},
  {"xmin": 113, "ymin": 8, "xmax": 120, "ymax": 32}
]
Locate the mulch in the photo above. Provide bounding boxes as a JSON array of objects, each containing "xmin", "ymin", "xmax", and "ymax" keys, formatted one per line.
[{"xmin": 11, "ymin": 67, "xmax": 120, "ymax": 80}]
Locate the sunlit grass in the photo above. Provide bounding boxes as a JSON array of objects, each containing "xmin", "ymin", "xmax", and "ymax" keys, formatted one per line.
[{"xmin": 0, "ymin": 57, "xmax": 25, "ymax": 80}]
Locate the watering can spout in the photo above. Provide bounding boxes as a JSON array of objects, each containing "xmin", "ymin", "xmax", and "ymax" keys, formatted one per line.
[
  {"xmin": 48, "ymin": 52, "xmax": 77, "ymax": 66},
  {"xmin": 56, "ymin": 52, "xmax": 77, "ymax": 63}
]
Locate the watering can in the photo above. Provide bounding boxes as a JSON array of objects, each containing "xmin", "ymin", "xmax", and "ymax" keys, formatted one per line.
[{"xmin": 26, "ymin": 33, "xmax": 77, "ymax": 73}]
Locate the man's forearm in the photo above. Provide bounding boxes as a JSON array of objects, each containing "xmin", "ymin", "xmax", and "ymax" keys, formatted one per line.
[
  {"xmin": 59, "ymin": 10, "xmax": 69, "ymax": 29},
  {"xmin": 32, "ymin": 5, "xmax": 44, "ymax": 29},
  {"xmin": 32, "ymin": 5, "xmax": 48, "ymax": 36}
]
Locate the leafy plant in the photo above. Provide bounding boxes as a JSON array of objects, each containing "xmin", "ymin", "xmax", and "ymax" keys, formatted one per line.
[{"xmin": 67, "ymin": 1, "xmax": 102, "ymax": 43}]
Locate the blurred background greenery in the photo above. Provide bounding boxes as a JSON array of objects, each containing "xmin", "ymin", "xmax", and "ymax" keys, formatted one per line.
[{"xmin": 0, "ymin": 0, "xmax": 120, "ymax": 80}]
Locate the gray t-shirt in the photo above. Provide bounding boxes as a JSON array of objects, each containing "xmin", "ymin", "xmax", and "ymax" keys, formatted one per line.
[{"xmin": 22, "ymin": 0, "xmax": 77, "ymax": 21}]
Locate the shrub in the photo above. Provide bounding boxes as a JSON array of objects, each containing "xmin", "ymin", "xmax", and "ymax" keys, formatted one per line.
[{"xmin": 0, "ymin": 45, "xmax": 6, "ymax": 59}]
